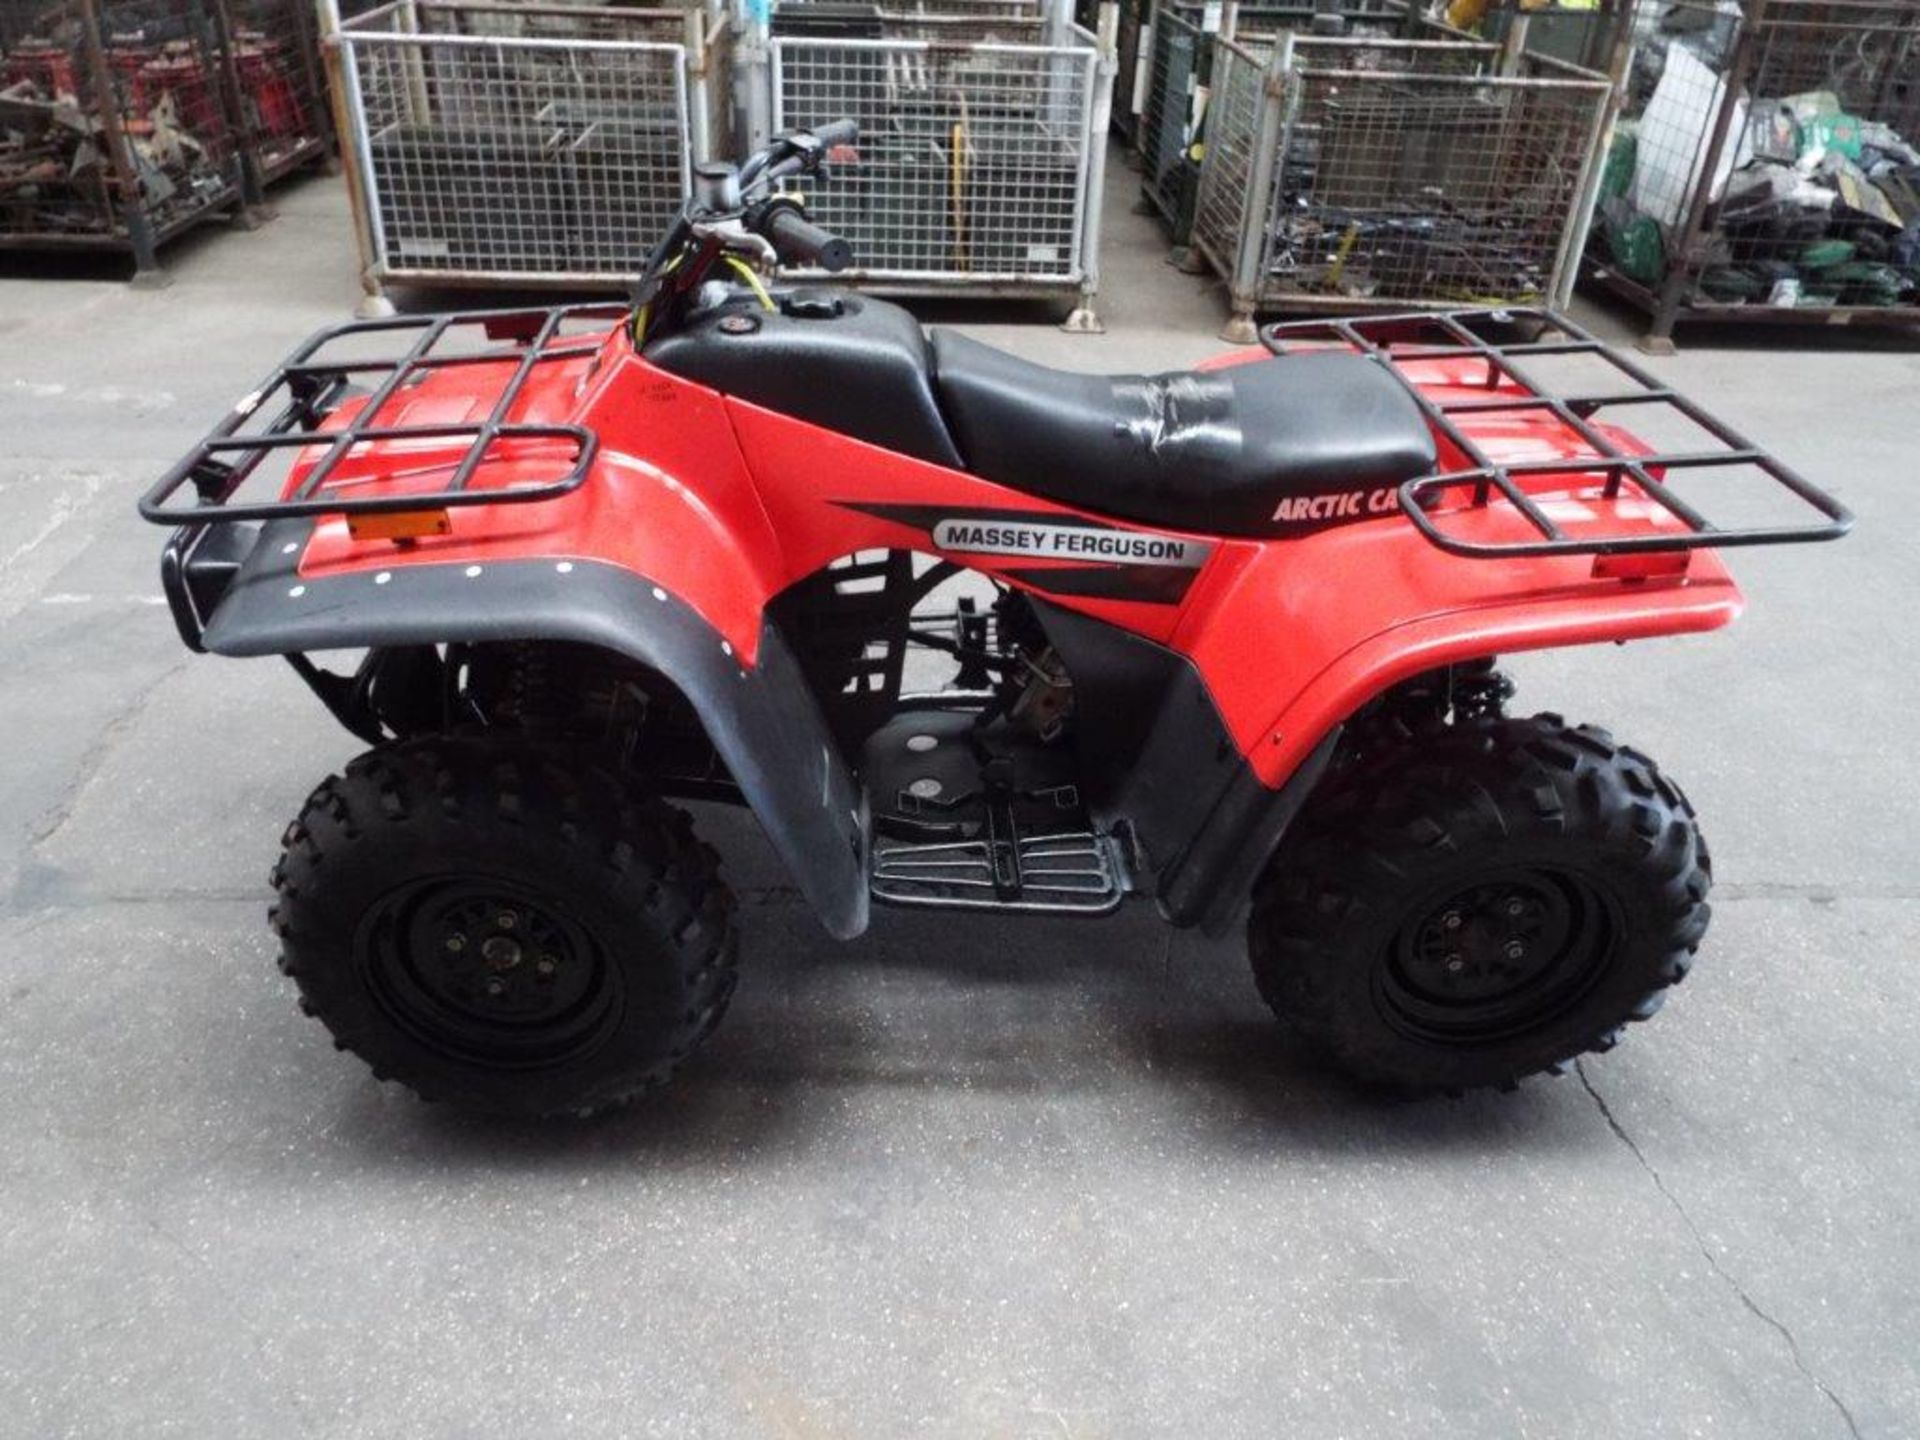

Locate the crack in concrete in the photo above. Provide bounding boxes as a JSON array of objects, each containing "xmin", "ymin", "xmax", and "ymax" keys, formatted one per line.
[
  {"xmin": 6, "ymin": 658, "xmax": 192, "ymax": 911},
  {"xmin": 1576, "ymin": 1060, "xmax": 1863, "ymax": 1440},
  {"xmin": 23, "ymin": 656, "xmax": 188, "ymax": 854}
]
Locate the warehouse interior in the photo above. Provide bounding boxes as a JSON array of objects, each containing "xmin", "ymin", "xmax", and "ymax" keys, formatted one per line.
[{"xmin": 2, "ymin": 0, "xmax": 1917, "ymax": 1435}]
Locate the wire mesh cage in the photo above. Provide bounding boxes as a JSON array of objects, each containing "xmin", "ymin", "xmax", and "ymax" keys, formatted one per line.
[
  {"xmin": 766, "ymin": 3, "xmax": 1114, "ymax": 315},
  {"xmin": 225, "ymin": 0, "xmax": 331, "ymax": 184},
  {"xmin": 333, "ymin": 0, "xmax": 725, "ymax": 296},
  {"xmin": 765, "ymin": 0, "xmax": 1052, "ymax": 43},
  {"xmin": 1230, "ymin": 0, "xmax": 1418, "ymax": 43},
  {"xmin": 1189, "ymin": 26, "xmax": 1263, "ymax": 270},
  {"xmin": 1584, "ymin": 0, "xmax": 1920, "ymax": 346},
  {"xmin": 1191, "ymin": 21, "xmax": 1610, "ymax": 337},
  {"xmin": 1136, "ymin": 0, "xmax": 1207, "ymax": 236},
  {"xmin": 822, "ymin": 0, "xmax": 1046, "ymax": 16},
  {"xmin": 875, "ymin": 10, "xmax": 1051, "ymax": 39},
  {"xmin": 1135, "ymin": 0, "xmax": 1447, "ymax": 248},
  {"xmin": 1, "ymin": 0, "xmax": 247, "ymax": 271}
]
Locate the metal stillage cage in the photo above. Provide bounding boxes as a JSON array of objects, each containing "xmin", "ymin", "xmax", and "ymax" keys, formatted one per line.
[
  {"xmin": 1191, "ymin": 23, "xmax": 1612, "ymax": 339},
  {"xmin": 329, "ymin": 0, "xmax": 728, "ymax": 308},
  {"xmin": 225, "ymin": 0, "xmax": 334, "ymax": 187},
  {"xmin": 1132, "ymin": 0, "xmax": 1408, "ymax": 252},
  {"xmin": 766, "ymin": 1, "xmax": 1117, "ymax": 327},
  {"xmin": 1135, "ymin": 0, "xmax": 1208, "ymax": 242},
  {"xmin": 1585, "ymin": 0, "xmax": 1920, "ymax": 350},
  {"xmin": 2, "ymin": 0, "xmax": 249, "ymax": 278}
]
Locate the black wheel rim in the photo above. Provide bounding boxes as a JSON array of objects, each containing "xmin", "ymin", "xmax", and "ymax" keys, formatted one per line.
[
  {"xmin": 1378, "ymin": 867, "xmax": 1619, "ymax": 1046},
  {"xmin": 359, "ymin": 876, "xmax": 621, "ymax": 1069}
]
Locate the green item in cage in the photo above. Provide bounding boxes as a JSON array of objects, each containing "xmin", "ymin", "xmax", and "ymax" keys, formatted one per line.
[
  {"xmin": 1599, "ymin": 131, "xmax": 1636, "ymax": 204},
  {"xmin": 1606, "ymin": 212, "xmax": 1664, "ymax": 285},
  {"xmin": 1697, "ymin": 266, "xmax": 1763, "ymax": 302},
  {"xmin": 1826, "ymin": 261, "xmax": 1905, "ymax": 305},
  {"xmin": 1800, "ymin": 239, "xmax": 1856, "ymax": 270},
  {"xmin": 1806, "ymin": 114, "xmax": 1866, "ymax": 161}
]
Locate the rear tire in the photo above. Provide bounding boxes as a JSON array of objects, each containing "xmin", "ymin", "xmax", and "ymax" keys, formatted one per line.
[
  {"xmin": 1248, "ymin": 715, "xmax": 1710, "ymax": 1093},
  {"xmin": 269, "ymin": 737, "xmax": 737, "ymax": 1116}
]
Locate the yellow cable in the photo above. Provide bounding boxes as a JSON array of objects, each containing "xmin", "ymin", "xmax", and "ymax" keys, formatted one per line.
[
  {"xmin": 725, "ymin": 255, "xmax": 776, "ymax": 312},
  {"xmin": 628, "ymin": 251, "xmax": 685, "ymax": 343}
]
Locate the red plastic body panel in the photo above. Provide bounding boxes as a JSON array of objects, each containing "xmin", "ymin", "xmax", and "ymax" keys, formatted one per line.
[
  {"xmin": 1174, "ymin": 521, "xmax": 1737, "ymax": 784},
  {"xmin": 292, "ymin": 342, "xmax": 782, "ymax": 663},
  {"xmin": 281, "ymin": 325, "xmax": 1745, "ymax": 787}
]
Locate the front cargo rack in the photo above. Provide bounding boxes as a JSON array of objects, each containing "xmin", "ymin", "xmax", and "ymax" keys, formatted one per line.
[
  {"xmin": 137, "ymin": 304, "xmax": 629, "ymax": 527},
  {"xmin": 1262, "ymin": 308, "xmax": 1854, "ymax": 560}
]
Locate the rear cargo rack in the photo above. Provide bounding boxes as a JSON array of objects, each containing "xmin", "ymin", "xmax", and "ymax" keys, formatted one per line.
[
  {"xmin": 1262, "ymin": 308, "xmax": 1853, "ymax": 560},
  {"xmin": 137, "ymin": 304, "xmax": 628, "ymax": 527}
]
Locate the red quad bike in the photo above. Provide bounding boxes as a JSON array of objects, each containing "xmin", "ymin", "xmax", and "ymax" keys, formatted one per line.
[{"xmin": 141, "ymin": 124, "xmax": 1852, "ymax": 1116}]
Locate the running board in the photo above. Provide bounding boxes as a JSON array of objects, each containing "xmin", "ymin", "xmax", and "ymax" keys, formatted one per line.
[{"xmin": 870, "ymin": 831, "xmax": 1129, "ymax": 915}]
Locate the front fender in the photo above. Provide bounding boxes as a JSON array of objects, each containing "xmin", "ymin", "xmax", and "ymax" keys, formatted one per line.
[{"xmin": 202, "ymin": 520, "xmax": 870, "ymax": 939}]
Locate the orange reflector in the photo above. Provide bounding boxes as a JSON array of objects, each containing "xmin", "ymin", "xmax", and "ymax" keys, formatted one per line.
[
  {"xmin": 347, "ymin": 509, "xmax": 452, "ymax": 542},
  {"xmin": 1591, "ymin": 550, "xmax": 1691, "ymax": 581}
]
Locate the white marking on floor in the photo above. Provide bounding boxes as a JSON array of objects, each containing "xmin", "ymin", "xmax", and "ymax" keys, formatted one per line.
[{"xmin": 35, "ymin": 594, "xmax": 170, "ymax": 608}]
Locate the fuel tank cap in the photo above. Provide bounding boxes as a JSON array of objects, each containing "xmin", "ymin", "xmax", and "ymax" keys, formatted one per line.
[{"xmin": 781, "ymin": 289, "xmax": 846, "ymax": 320}]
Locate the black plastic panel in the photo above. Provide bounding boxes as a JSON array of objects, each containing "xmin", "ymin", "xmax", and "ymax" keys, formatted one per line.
[
  {"xmin": 647, "ymin": 294, "xmax": 964, "ymax": 469},
  {"xmin": 200, "ymin": 524, "xmax": 871, "ymax": 940},
  {"xmin": 1033, "ymin": 598, "xmax": 1341, "ymax": 930}
]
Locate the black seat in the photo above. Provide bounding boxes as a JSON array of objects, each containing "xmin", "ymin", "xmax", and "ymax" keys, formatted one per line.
[{"xmin": 928, "ymin": 329, "xmax": 1437, "ymax": 537}]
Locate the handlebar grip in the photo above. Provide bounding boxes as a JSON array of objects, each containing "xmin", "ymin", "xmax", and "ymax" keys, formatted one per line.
[
  {"xmin": 764, "ymin": 206, "xmax": 853, "ymax": 273},
  {"xmin": 811, "ymin": 118, "xmax": 859, "ymax": 149}
]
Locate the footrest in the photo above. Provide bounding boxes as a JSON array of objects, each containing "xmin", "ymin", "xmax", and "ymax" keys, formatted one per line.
[{"xmin": 871, "ymin": 831, "xmax": 1127, "ymax": 915}]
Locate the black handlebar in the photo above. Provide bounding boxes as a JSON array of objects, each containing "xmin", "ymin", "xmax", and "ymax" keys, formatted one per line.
[
  {"xmin": 742, "ymin": 120, "xmax": 860, "ymax": 272},
  {"xmin": 738, "ymin": 119, "xmax": 860, "ymax": 190},
  {"xmin": 762, "ymin": 203, "xmax": 853, "ymax": 273},
  {"xmin": 635, "ymin": 119, "xmax": 861, "ymax": 332}
]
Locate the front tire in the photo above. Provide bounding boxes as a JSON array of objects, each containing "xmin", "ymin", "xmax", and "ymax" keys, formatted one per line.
[
  {"xmin": 270, "ymin": 737, "xmax": 738, "ymax": 1116},
  {"xmin": 1248, "ymin": 715, "xmax": 1710, "ymax": 1092}
]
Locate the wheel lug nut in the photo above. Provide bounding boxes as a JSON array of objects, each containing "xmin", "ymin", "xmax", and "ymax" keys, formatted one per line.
[
  {"xmin": 1504, "ymin": 940, "xmax": 1526, "ymax": 960},
  {"xmin": 1443, "ymin": 912, "xmax": 1463, "ymax": 930},
  {"xmin": 1446, "ymin": 954, "xmax": 1465, "ymax": 972},
  {"xmin": 496, "ymin": 910, "xmax": 518, "ymax": 930},
  {"xmin": 1506, "ymin": 899, "xmax": 1526, "ymax": 917},
  {"xmin": 535, "ymin": 956, "xmax": 557, "ymax": 978},
  {"xmin": 445, "ymin": 933, "xmax": 466, "ymax": 953},
  {"xmin": 484, "ymin": 977, "xmax": 506, "ymax": 997}
]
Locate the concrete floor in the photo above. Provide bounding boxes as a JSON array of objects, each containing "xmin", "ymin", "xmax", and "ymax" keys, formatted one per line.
[{"xmin": 1, "ymin": 151, "xmax": 1916, "ymax": 1440}]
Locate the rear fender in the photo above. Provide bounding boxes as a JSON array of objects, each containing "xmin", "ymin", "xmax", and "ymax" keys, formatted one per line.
[
  {"xmin": 199, "ymin": 520, "xmax": 870, "ymax": 939},
  {"xmin": 1174, "ymin": 522, "xmax": 1747, "ymax": 788}
]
